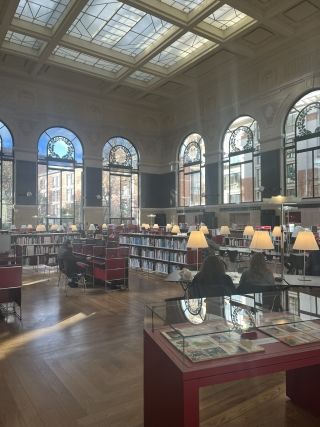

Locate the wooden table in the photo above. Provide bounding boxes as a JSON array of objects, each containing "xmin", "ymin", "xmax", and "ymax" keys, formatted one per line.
[{"xmin": 144, "ymin": 326, "xmax": 320, "ymax": 427}]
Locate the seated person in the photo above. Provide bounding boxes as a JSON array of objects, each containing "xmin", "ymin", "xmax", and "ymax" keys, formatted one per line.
[
  {"xmin": 306, "ymin": 244, "xmax": 320, "ymax": 276},
  {"xmin": 237, "ymin": 253, "xmax": 275, "ymax": 293},
  {"xmin": 58, "ymin": 240, "xmax": 80, "ymax": 287},
  {"xmin": 188, "ymin": 255, "xmax": 234, "ymax": 298}
]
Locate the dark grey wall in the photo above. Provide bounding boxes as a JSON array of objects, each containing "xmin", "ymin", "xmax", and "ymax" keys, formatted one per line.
[
  {"xmin": 16, "ymin": 160, "xmax": 37, "ymax": 205},
  {"xmin": 261, "ymin": 150, "xmax": 281, "ymax": 197},
  {"xmin": 141, "ymin": 172, "xmax": 175, "ymax": 208},
  {"xmin": 86, "ymin": 167, "xmax": 102, "ymax": 206},
  {"xmin": 205, "ymin": 163, "xmax": 219, "ymax": 205}
]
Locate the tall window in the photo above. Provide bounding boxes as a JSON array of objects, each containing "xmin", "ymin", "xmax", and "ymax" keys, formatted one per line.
[
  {"xmin": 178, "ymin": 133, "xmax": 205, "ymax": 206},
  {"xmin": 284, "ymin": 90, "xmax": 320, "ymax": 198},
  {"xmin": 0, "ymin": 121, "xmax": 13, "ymax": 228},
  {"xmin": 102, "ymin": 137, "xmax": 139, "ymax": 224},
  {"xmin": 38, "ymin": 127, "xmax": 83, "ymax": 226},
  {"xmin": 223, "ymin": 116, "xmax": 261, "ymax": 204}
]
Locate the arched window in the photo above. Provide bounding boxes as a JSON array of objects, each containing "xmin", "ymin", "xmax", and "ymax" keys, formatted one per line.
[
  {"xmin": 102, "ymin": 137, "xmax": 139, "ymax": 224},
  {"xmin": 38, "ymin": 127, "xmax": 83, "ymax": 226},
  {"xmin": 0, "ymin": 121, "xmax": 14, "ymax": 228},
  {"xmin": 284, "ymin": 90, "xmax": 320, "ymax": 198},
  {"xmin": 178, "ymin": 133, "xmax": 205, "ymax": 206},
  {"xmin": 223, "ymin": 116, "xmax": 261, "ymax": 203}
]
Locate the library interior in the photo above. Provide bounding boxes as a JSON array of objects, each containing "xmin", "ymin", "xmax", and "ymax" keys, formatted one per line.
[{"xmin": 1, "ymin": 1, "xmax": 320, "ymax": 426}]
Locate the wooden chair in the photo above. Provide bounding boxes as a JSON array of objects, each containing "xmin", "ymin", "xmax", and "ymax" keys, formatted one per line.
[{"xmin": 0, "ymin": 265, "xmax": 22, "ymax": 320}]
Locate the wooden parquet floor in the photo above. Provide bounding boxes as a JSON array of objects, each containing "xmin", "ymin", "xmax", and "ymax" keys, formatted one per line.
[{"xmin": 0, "ymin": 271, "xmax": 320, "ymax": 427}]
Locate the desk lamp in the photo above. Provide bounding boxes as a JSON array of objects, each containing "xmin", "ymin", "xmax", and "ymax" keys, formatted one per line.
[
  {"xmin": 187, "ymin": 230, "xmax": 208, "ymax": 270},
  {"xmin": 250, "ymin": 231, "xmax": 274, "ymax": 251},
  {"xmin": 243, "ymin": 225, "xmax": 254, "ymax": 238},
  {"xmin": 171, "ymin": 225, "xmax": 180, "ymax": 234},
  {"xmin": 293, "ymin": 230, "xmax": 319, "ymax": 281},
  {"xmin": 199, "ymin": 225, "xmax": 209, "ymax": 235},
  {"xmin": 220, "ymin": 225, "xmax": 230, "ymax": 246}
]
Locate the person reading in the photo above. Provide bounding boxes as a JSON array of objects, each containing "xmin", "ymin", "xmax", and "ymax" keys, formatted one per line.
[
  {"xmin": 237, "ymin": 252, "xmax": 275, "ymax": 293},
  {"xmin": 188, "ymin": 255, "xmax": 234, "ymax": 298}
]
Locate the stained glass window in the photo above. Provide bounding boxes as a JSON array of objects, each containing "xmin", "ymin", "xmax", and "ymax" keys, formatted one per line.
[
  {"xmin": 0, "ymin": 121, "xmax": 14, "ymax": 229},
  {"xmin": 38, "ymin": 127, "xmax": 83, "ymax": 226},
  {"xmin": 178, "ymin": 133, "xmax": 205, "ymax": 206},
  {"xmin": 102, "ymin": 137, "xmax": 139, "ymax": 224},
  {"xmin": 284, "ymin": 90, "xmax": 320, "ymax": 198},
  {"xmin": 223, "ymin": 116, "xmax": 261, "ymax": 204}
]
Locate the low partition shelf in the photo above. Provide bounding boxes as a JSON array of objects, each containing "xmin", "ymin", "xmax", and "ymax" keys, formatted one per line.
[{"xmin": 119, "ymin": 233, "xmax": 201, "ymax": 275}]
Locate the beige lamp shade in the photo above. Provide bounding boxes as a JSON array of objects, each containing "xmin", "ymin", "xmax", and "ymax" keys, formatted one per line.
[
  {"xmin": 144, "ymin": 224, "xmax": 150, "ymax": 230},
  {"xmin": 88, "ymin": 224, "xmax": 96, "ymax": 231},
  {"xmin": 250, "ymin": 231, "xmax": 274, "ymax": 250},
  {"xmin": 10, "ymin": 225, "xmax": 16, "ymax": 230},
  {"xmin": 70, "ymin": 224, "xmax": 77, "ymax": 232},
  {"xmin": 199, "ymin": 225, "xmax": 209, "ymax": 235},
  {"xmin": 57, "ymin": 225, "xmax": 65, "ymax": 232},
  {"xmin": 27, "ymin": 224, "xmax": 33, "ymax": 229},
  {"xmin": 220, "ymin": 225, "xmax": 231, "ymax": 235},
  {"xmin": 272, "ymin": 226, "xmax": 282, "ymax": 237},
  {"xmin": 36, "ymin": 224, "xmax": 46, "ymax": 232},
  {"xmin": 153, "ymin": 224, "xmax": 159, "ymax": 229},
  {"xmin": 187, "ymin": 231, "xmax": 208, "ymax": 249},
  {"xmin": 171, "ymin": 225, "xmax": 180, "ymax": 234},
  {"xmin": 293, "ymin": 231, "xmax": 319, "ymax": 251},
  {"xmin": 243, "ymin": 225, "xmax": 254, "ymax": 236},
  {"xmin": 166, "ymin": 224, "xmax": 172, "ymax": 232},
  {"xmin": 50, "ymin": 224, "xmax": 58, "ymax": 231},
  {"xmin": 102, "ymin": 223, "xmax": 108, "ymax": 230}
]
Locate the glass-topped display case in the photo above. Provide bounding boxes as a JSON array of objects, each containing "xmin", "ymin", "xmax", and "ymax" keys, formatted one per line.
[{"xmin": 145, "ymin": 289, "xmax": 320, "ymax": 364}]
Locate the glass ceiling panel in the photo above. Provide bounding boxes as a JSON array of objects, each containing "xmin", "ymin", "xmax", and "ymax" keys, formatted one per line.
[
  {"xmin": 67, "ymin": 0, "xmax": 173, "ymax": 57},
  {"xmin": 149, "ymin": 32, "xmax": 214, "ymax": 68},
  {"xmin": 128, "ymin": 71, "xmax": 157, "ymax": 83},
  {"xmin": 204, "ymin": 4, "xmax": 248, "ymax": 30},
  {"xmin": 160, "ymin": 0, "xmax": 203, "ymax": 13},
  {"xmin": 52, "ymin": 46, "xmax": 124, "ymax": 73},
  {"xmin": 15, "ymin": 0, "xmax": 69, "ymax": 28},
  {"xmin": 5, "ymin": 30, "xmax": 44, "ymax": 52}
]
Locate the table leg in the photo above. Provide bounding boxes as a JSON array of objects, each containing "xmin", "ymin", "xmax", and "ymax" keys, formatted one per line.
[
  {"xmin": 144, "ymin": 331, "xmax": 199, "ymax": 427},
  {"xmin": 286, "ymin": 364, "xmax": 320, "ymax": 415}
]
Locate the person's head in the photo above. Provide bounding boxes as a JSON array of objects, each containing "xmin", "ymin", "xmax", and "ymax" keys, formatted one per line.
[
  {"xmin": 199, "ymin": 255, "xmax": 225, "ymax": 278},
  {"xmin": 250, "ymin": 252, "xmax": 267, "ymax": 272},
  {"xmin": 63, "ymin": 239, "xmax": 72, "ymax": 249}
]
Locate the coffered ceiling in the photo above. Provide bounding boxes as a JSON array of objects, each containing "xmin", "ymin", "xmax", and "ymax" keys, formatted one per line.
[{"xmin": 0, "ymin": 0, "xmax": 319, "ymax": 104}]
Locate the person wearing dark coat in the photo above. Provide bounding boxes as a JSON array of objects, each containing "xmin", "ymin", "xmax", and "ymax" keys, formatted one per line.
[
  {"xmin": 306, "ymin": 245, "xmax": 320, "ymax": 276},
  {"xmin": 238, "ymin": 252, "xmax": 275, "ymax": 292},
  {"xmin": 189, "ymin": 255, "xmax": 234, "ymax": 298},
  {"xmin": 58, "ymin": 240, "xmax": 79, "ymax": 286}
]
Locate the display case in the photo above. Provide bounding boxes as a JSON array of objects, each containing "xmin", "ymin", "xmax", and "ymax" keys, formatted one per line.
[{"xmin": 144, "ymin": 290, "xmax": 320, "ymax": 426}]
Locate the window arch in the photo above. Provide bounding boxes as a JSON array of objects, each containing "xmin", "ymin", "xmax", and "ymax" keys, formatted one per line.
[
  {"xmin": 102, "ymin": 137, "xmax": 139, "ymax": 224},
  {"xmin": 284, "ymin": 90, "xmax": 320, "ymax": 198},
  {"xmin": 0, "ymin": 121, "xmax": 14, "ymax": 228},
  {"xmin": 223, "ymin": 116, "xmax": 261, "ymax": 203},
  {"xmin": 38, "ymin": 127, "xmax": 83, "ymax": 226},
  {"xmin": 178, "ymin": 133, "xmax": 205, "ymax": 206}
]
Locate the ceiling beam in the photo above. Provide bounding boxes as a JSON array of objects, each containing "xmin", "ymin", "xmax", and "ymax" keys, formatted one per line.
[
  {"xmin": 0, "ymin": 0, "xmax": 20, "ymax": 44},
  {"xmin": 30, "ymin": 0, "xmax": 89, "ymax": 76}
]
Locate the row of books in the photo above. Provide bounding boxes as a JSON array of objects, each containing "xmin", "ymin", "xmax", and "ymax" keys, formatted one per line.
[{"xmin": 17, "ymin": 245, "xmax": 58, "ymax": 256}]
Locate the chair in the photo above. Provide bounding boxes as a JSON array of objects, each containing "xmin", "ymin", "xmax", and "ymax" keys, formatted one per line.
[{"xmin": 43, "ymin": 253, "xmax": 58, "ymax": 276}]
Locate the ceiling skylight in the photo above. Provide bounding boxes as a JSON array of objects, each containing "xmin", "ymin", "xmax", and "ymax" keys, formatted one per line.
[
  {"xmin": 67, "ymin": 0, "xmax": 173, "ymax": 57},
  {"xmin": 5, "ymin": 30, "xmax": 45, "ymax": 52},
  {"xmin": 15, "ymin": 0, "xmax": 69, "ymax": 28},
  {"xmin": 52, "ymin": 46, "xmax": 124, "ymax": 74},
  {"xmin": 149, "ymin": 32, "xmax": 215, "ymax": 68},
  {"xmin": 204, "ymin": 4, "xmax": 248, "ymax": 31},
  {"xmin": 160, "ymin": 0, "xmax": 203, "ymax": 13},
  {"xmin": 128, "ymin": 71, "xmax": 158, "ymax": 83}
]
